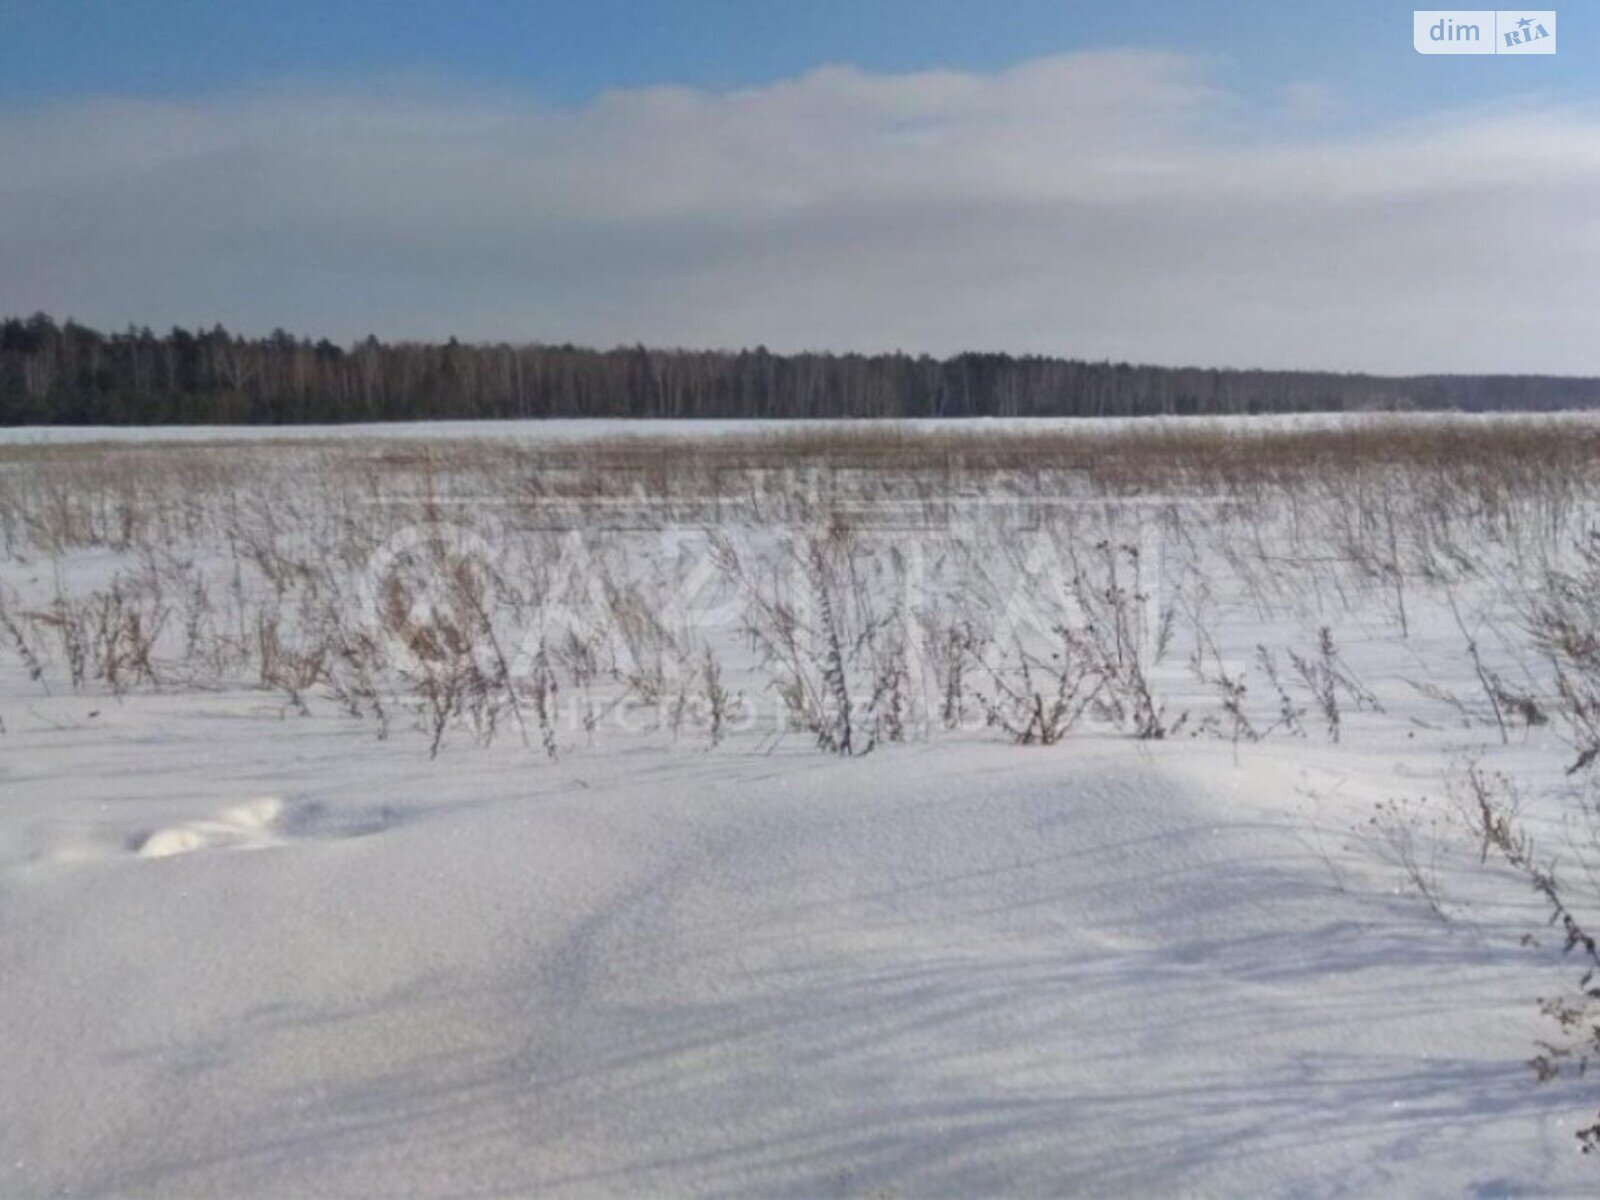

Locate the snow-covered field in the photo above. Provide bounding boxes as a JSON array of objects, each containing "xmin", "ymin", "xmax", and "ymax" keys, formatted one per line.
[
  {"xmin": 3, "ymin": 416, "xmax": 1600, "ymax": 1196},
  {"xmin": 3, "ymin": 407, "xmax": 1599, "ymax": 447}
]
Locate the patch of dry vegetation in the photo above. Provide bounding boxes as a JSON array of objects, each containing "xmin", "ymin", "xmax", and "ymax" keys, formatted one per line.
[{"xmin": 8, "ymin": 412, "xmax": 1600, "ymax": 1143}]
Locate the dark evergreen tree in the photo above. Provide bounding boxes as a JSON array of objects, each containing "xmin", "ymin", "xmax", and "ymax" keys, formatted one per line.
[{"xmin": 0, "ymin": 315, "xmax": 1593, "ymax": 426}]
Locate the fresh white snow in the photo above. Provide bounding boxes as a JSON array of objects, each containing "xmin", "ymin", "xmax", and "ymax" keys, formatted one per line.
[
  {"xmin": 0, "ymin": 417, "xmax": 1595, "ymax": 1197},
  {"xmin": 1, "ymin": 408, "xmax": 1598, "ymax": 448},
  {"xmin": 1, "ymin": 701, "xmax": 1585, "ymax": 1197}
]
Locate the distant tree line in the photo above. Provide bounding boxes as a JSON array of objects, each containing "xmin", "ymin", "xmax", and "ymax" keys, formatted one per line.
[{"xmin": 0, "ymin": 314, "xmax": 1593, "ymax": 425}]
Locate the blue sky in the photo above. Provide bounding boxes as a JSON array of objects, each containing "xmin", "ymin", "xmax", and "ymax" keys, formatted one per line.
[
  {"xmin": 1, "ymin": 1, "xmax": 1588, "ymax": 121},
  {"xmin": 0, "ymin": 3, "xmax": 1596, "ymax": 372}
]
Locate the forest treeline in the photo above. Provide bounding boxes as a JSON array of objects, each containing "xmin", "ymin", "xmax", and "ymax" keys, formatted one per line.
[{"xmin": 1, "ymin": 314, "xmax": 1594, "ymax": 425}]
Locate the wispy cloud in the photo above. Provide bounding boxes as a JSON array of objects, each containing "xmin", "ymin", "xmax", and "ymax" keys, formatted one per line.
[{"xmin": 2, "ymin": 52, "xmax": 1596, "ymax": 372}]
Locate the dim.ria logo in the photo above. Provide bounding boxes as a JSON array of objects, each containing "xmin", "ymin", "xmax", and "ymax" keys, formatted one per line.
[{"xmin": 1413, "ymin": 10, "xmax": 1556, "ymax": 54}]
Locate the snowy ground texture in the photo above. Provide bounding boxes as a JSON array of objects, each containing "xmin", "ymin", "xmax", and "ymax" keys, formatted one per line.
[{"xmin": 3, "ymin": 414, "xmax": 1600, "ymax": 1197}]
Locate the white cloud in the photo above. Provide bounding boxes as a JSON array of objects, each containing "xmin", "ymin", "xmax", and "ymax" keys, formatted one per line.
[
  {"xmin": 1, "ymin": 53, "xmax": 1597, "ymax": 373},
  {"xmin": 1281, "ymin": 80, "xmax": 1339, "ymax": 123}
]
